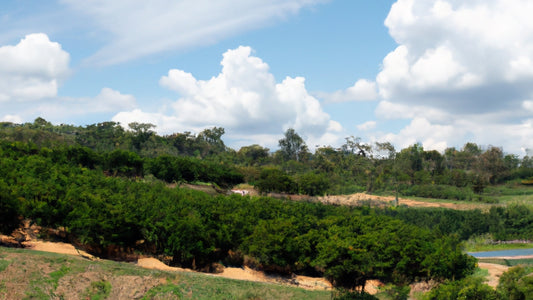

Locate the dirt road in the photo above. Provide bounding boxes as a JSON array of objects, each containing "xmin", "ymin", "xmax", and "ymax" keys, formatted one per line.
[{"xmin": 317, "ymin": 193, "xmax": 491, "ymax": 210}]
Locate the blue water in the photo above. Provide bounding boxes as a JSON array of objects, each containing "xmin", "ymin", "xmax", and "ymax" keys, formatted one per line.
[{"xmin": 468, "ymin": 248, "xmax": 533, "ymax": 258}]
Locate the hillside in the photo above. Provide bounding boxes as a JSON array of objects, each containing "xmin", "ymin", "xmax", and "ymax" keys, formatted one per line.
[
  {"xmin": 2, "ymin": 120, "xmax": 533, "ymax": 298},
  {"xmin": 0, "ymin": 246, "xmax": 332, "ymax": 300}
]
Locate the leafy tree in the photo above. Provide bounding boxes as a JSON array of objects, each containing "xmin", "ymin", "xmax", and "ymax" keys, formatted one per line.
[
  {"xmin": 426, "ymin": 277, "xmax": 497, "ymax": 300},
  {"xmin": 0, "ymin": 179, "xmax": 20, "ymax": 233},
  {"xmin": 76, "ymin": 121, "xmax": 126, "ymax": 152},
  {"xmin": 479, "ymin": 146, "xmax": 507, "ymax": 184},
  {"xmin": 237, "ymin": 144, "xmax": 270, "ymax": 166},
  {"xmin": 165, "ymin": 131, "xmax": 197, "ymax": 155},
  {"xmin": 105, "ymin": 149, "xmax": 144, "ymax": 177},
  {"xmin": 518, "ymin": 275, "xmax": 533, "ymax": 299},
  {"xmin": 457, "ymin": 142, "xmax": 482, "ymax": 170},
  {"xmin": 197, "ymin": 127, "xmax": 226, "ymax": 156},
  {"xmin": 422, "ymin": 234, "xmax": 476, "ymax": 281},
  {"xmin": 254, "ymin": 168, "xmax": 297, "ymax": 194},
  {"xmin": 314, "ymin": 234, "xmax": 374, "ymax": 292},
  {"xmin": 243, "ymin": 218, "xmax": 302, "ymax": 273},
  {"xmin": 278, "ymin": 128, "xmax": 308, "ymax": 162},
  {"xmin": 298, "ymin": 172, "xmax": 330, "ymax": 196},
  {"xmin": 497, "ymin": 266, "xmax": 527, "ymax": 300},
  {"xmin": 128, "ymin": 122, "xmax": 155, "ymax": 150},
  {"xmin": 31, "ymin": 117, "xmax": 53, "ymax": 129},
  {"xmin": 342, "ymin": 136, "xmax": 371, "ymax": 157}
]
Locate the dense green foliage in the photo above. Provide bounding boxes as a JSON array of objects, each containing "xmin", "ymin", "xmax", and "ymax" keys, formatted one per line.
[
  {"xmin": 426, "ymin": 265, "xmax": 533, "ymax": 300},
  {"xmin": 426, "ymin": 276, "xmax": 499, "ymax": 300},
  {"xmin": 3, "ymin": 118, "xmax": 533, "ymax": 200},
  {"xmin": 380, "ymin": 205, "xmax": 533, "ymax": 241},
  {"xmin": 2, "ymin": 118, "xmax": 533, "ymax": 294},
  {"xmin": 0, "ymin": 138, "xmax": 478, "ymax": 291}
]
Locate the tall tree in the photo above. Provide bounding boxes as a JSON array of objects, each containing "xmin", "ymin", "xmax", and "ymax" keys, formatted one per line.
[
  {"xmin": 198, "ymin": 127, "xmax": 226, "ymax": 156},
  {"xmin": 128, "ymin": 122, "xmax": 156, "ymax": 150},
  {"xmin": 278, "ymin": 128, "xmax": 308, "ymax": 162},
  {"xmin": 237, "ymin": 144, "xmax": 270, "ymax": 166}
]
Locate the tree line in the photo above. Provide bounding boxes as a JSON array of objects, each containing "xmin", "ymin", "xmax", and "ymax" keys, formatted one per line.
[
  {"xmin": 2, "ymin": 118, "xmax": 533, "ymax": 297},
  {"xmin": 2, "ymin": 118, "xmax": 533, "ymax": 200}
]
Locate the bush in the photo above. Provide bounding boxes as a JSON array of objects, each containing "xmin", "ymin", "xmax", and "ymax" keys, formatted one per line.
[
  {"xmin": 297, "ymin": 172, "xmax": 330, "ymax": 196},
  {"xmin": 254, "ymin": 168, "xmax": 297, "ymax": 194},
  {"xmin": 333, "ymin": 290, "xmax": 378, "ymax": 300},
  {"xmin": 426, "ymin": 277, "xmax": 497, "ymax": 300},
  {"xmin": 105, "ymin": 149, "xmax": 144, "ymax": 177},
  {"xmin": 148, "ymin": 155, "xmax": 243, "ymax": 188},
  {"xmin": 402, "ymin": 184, "xmax": 474, "ymax": 200}
]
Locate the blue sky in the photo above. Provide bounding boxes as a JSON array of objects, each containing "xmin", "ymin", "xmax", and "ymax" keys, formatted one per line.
[{"xmin": 2, "ymin": 0, "xmax": 533, "ymax": 155}]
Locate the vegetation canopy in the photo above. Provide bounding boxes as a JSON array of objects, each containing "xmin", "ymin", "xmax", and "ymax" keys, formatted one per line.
[{"xmin": 1, "ymin": 118, "xmax": 533, "ymax": 296}]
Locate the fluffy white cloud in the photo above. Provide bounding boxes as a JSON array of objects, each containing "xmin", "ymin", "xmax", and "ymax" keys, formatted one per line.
[
  {"xmin": 378, "ymin": 0, "xmax": 533, "ymax": 110},
  {"xmin": 113, "ymin": 46, "xmax": 342, "ymax": 148},
  {"xmin": 1, "ymin": 115, "xmax": 23, "ymax": 124},
  {"xmin": 39, "ymin": 88, "xmax": 137, "ymax": 117},
  {"xmin": 379, "ymin": 117, "xmax": 456, "ymax": 152},
  {"xmin": 61, "ymin": 0, "xmax": 328, "ymax": 65},
  {"xmin": 376, "ymin": 101, "xmax": 449, "ymax": 123},
  {"xmin": 4, "ymin": 88, "xmax": 137, "ymax": 124},
  {"xmin": 357, "ymin": 121, "xmax": 377, "ymax": 131},
  {"xmin": 373, "ymin": 108, "xmax": 533, "ymax": 155},
  {"xmin": 369, "ymin": 0, "xmax": 533, "ymax": 153},
  {"xmin": 318, "ymin": 79, "xmax": 378, "ymax": 103},
  {"xmin": 524, "ymin": 100, "xmax": 533, "ymax": 112},
  {"xmin": 0, "ymin": 33, "xmax": 70, "ymax": 101}
]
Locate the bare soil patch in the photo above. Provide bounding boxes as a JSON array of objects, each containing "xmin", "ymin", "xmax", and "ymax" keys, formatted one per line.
[
  {"xmin": 318, "ymin": 193, "xmax": 488, "ymax": 210},
  {"xmin": 55, "ymin": 271, "xmax": 166, "ymax": 300},
  {"xmin": 478, "ymin": 262, "xmax": 509, "ymax": 288},
  {"xmin": 137, "ymin": 257, "xmax": 188, "ymax": 272},
  {"xmin": 22, "ymin": 240, "xmax": 97, "ymax": 260}
]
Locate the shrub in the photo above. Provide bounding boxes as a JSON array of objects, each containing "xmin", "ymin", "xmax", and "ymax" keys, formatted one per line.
[
  {"xmin": 297, "ymin": 172, "xmax": 330, "ymax": 196},
  {"xmin": 254, "ymin": 168, "xmax": 297, "ymax": 194},
  {"xmin": 402, "ymin": 184, "xmax": 474, "ymax": 200}
]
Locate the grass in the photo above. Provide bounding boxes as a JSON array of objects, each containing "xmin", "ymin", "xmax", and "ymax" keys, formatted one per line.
[
  {"xmin": 472, "ymin": 267, "xmax": 489, "ymax": 278},
  {"xmin": 175, "ymin": 273, "xmax": 331, "ymax": 299},
  {"xmin": 141, "ymin": 282, "xmax": 184, "ymax": 299},
  {"xmin": 0, "ymin": 246, "xmax": 332, "ymax": 299},
  {"xmin": 0, "ymin": 259, "xmax": 9, "ymax": 272},
  {"xmin": 466, "ymin": 243, "xmax": 533, "ymax": 252},
  {"xmin": 24, "ymin": 259, "xmax": 72, "ymax": 299},
  {"xmin": 484, "ymin": 182, "xmax": 533, "ymax": 205},
  {"xmin": 464, "ymin": 233, "xmax": 533, "ymax": 252},
  {"xmin": 375, "ymin": 181, "xmax": 533, "ymax": 209},
  {"xmin": 84, "ymin": 280, "xmax": 112, "ymax": 300},
  {"xmin": 478, "ymin": 258, "xmax": 533, "ymax": 267}
]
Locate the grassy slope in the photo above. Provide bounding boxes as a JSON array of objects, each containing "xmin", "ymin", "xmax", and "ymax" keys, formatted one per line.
[{"xmin": 0, "ymin": 247, "xmax": 331, "ymax": 300}]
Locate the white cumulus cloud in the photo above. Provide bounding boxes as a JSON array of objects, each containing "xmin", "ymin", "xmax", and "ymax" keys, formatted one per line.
[
  {"xmin": 9, "ymin": 88, "xmax": 137, "ymax": 124},
  {"xmin": 378, "ymin": 0, "xmax": 533, "ymax": 111},
  {"xmin": 368, "ymin": 0, "xmax": 533, "ymax": 153},
  {"xmin": 113, "ymin": 46, "xmax": 342, "ymax": 148},
  {"xmin": 357, "ymin": 121, "xmax": 377, "ymax": 131},
  {"xmin": 318, "ymin": 79, "xmax": 378, "ymax": 103},
  {"xmin": 0, "ymin": 33, "xmax": 70, "ymax": 102},
  {"xmin": 379, "ymin": 117, "xmax": 456, "ymax": 152},
  {"xmin": 0, "ymin": 34, "xmax": 140, "ymax": 124},
  {"xmin": 1, "ymin": 115, "xmax": 23, "ymax": 124}
]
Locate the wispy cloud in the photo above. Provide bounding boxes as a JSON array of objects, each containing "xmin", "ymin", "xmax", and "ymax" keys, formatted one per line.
[{"xmin": 60, "ymin": 0, "xmax": 329, "ymax": 66}]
